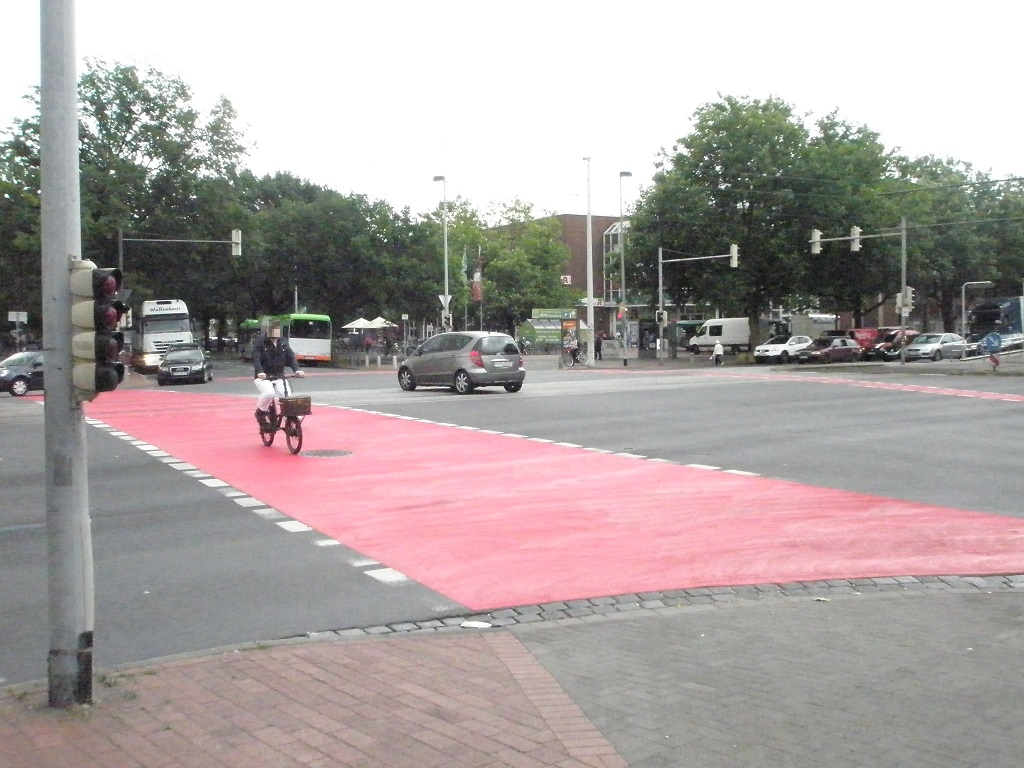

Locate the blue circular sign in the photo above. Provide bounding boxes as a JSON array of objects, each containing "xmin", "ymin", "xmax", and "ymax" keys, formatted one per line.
[{"xmin": 983, "ymin": 332, "xmax": 1002, "ymax": 353}]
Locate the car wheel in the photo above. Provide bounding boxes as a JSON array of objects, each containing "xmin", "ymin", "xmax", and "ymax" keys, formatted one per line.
[
  {"xmin": 398, "ymin": 367, "xmax": 417, "ymax": 391},
  {"xmin": 10, "ymin": 377, "xmax": 29, "ymax": 397},
  {"xmin": 932, "ymin": 350, "xmax": 943, "ymax": 361},
  {"xmin": 504, "ymin": 382, "xmax": 523, "ymax": 393},
  {"xmin": 779, "ymin": 351, "xmax": 789, "ymax": 364},
  {"xmin": 157, "ymin": 379, "xmax": 168, "ymax": 386},
  {"xmin": 453, "ymin": 370, "xmax": 474, "ymax": 394}
]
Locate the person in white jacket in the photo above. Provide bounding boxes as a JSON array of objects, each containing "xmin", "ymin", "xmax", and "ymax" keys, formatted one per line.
[{"xmin": 712, "ymin": 341, "xmax": 724, "ymax": 366}]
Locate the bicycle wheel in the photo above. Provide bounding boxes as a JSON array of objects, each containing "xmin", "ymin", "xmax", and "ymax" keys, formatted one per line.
[
  {"xmin": 260, "ymin": 405, "xmax": 277, "ymax": 446},
  {"xmin": 576, "ymin": 350, "xmax": 589, "ymax": 366},
  {"xmin": 285, "ymin": 416, "xmax": 303, "ymax": 454},
  {"xmin": 561, "ymin": 351, "xmax": 574, "ymax": 367}
]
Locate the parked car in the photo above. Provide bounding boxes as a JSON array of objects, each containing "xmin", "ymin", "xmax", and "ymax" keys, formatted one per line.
[
  {"xmin": 903, "ymin": 332, "xmax": 967, "ymax": 362},
  {"xmin": 753, "ymin": 334, "xmax": 813, "ymax": 364},
  {"xmin": 0, "ymin": 350, "xmax": 45, "ymax": 396},
  {"xmin": 796, "ymin": 337, "xmax": 863, "ymax": 364},
  {"xmin": 156, "ymin": 347, "xmax": 213, "ymax": 385},
  {"xmin": 398, "ymin": 331, "xmax": 525, "ymax": 394},
  {"xmin": 867, "ymin": 329, "xmax": 920, "ymax": 361}
]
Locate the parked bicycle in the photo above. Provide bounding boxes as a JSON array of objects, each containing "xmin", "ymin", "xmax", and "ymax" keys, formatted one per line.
[
  {"xmin": 561, "ymin": 345, "xmax": 589, "ymax": 367},
  {"xmin": 258, "ymin": 374, "xmax": 310, "ymax": 454}
]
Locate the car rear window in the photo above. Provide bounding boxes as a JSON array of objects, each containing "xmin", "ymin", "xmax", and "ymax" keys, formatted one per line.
[{"xmin": 477, "ymin": 336, "xmax": 518, "ymax": 355}]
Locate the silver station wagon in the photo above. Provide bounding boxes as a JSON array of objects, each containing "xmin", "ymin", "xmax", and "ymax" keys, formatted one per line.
[{"xmin": 397, "ymin": 331, "xmax": 526, "ymax": 394}]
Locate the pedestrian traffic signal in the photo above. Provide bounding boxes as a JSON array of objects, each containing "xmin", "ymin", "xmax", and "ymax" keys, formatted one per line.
[
  {"xmin": 70, "ymin": 259, "xmax": 126, "ymax": 402},
  {"xmin": 810, "ymin": 229, "xmax": 822, "ymax": 254}
]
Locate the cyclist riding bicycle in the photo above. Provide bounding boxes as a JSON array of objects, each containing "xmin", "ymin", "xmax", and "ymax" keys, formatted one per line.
[{"xmin": 253, "ymin": 323, "xmax": 304, "ymax": 430}]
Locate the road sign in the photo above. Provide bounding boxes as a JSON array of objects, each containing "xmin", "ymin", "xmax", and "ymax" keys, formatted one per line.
[
  {"xmin": 438, "ymin": 295, "xmax": 451, "ymax": 310},
  {"xmin": 983, "ymin": 332, "xmax": 1002, "ymax": 353}
]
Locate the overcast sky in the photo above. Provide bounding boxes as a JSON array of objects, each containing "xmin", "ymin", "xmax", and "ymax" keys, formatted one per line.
[{"xmin": 2, "ymin": 1, "xmax": 1021, "ymax": 220}]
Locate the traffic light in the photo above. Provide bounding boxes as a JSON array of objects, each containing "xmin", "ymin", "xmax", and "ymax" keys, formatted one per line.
[
  {"xmin": 903, "ymin": 286, "xmax": 915, "ymax": 312},
  {"xmin": 850, "ymin": 226, "xmax": 861, "ymax": 252},
  {"xmin": 70, "ymin": 259, "xmax": 126, "ymax": 402},
  {"xmin": 729, "ymin": 243, "xmax": 739, "ymax": 268},
  {"xmin": 810, "ymin": 229, "xmax": 822, "ymax": 254},
  {"xmin": 231, "ymin": 229, "xmax": 242, "ymax": 256}
]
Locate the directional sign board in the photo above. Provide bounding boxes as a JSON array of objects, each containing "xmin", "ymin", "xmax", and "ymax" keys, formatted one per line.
[{"xmin": 984, "ymin": 332, "xmax": 1002, "ymax": 353}]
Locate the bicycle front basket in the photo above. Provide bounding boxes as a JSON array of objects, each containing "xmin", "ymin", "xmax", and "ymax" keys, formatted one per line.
[{"xmin": 279, "ymin": 396, "xmax": 312, "ymax": 416}]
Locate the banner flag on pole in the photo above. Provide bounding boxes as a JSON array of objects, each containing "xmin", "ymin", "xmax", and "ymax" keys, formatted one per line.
[{"xmin": 472, "ymin": 245, "xmax": 483, "ymax": 302}]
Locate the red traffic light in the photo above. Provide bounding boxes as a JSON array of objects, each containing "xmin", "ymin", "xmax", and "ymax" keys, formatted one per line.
[{"xmin": 93, "ymin": 268, "xmax": 122, "ymax": 300}]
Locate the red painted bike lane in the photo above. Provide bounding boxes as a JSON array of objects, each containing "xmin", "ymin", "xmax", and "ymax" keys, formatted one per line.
[{"xmin": 87, "ymin": 389, "xmax": 1024, "ymax": 611}]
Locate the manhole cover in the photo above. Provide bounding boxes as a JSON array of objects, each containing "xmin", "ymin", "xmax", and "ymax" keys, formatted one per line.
[{"xmin": 300, "ymin": 449, "xmax": 352, "ymax": 458}]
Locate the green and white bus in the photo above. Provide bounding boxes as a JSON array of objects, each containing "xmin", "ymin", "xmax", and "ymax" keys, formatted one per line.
[{"xmin": 262, "ymin": 313, "xmax": 333, "ymax": 365}]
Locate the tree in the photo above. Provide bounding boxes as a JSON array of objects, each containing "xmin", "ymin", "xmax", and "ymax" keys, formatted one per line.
[
  {"xmin": 894, "ymin": 157, "xmax": 1000, "ymax": 331},
  {"xmin": 0, "ymin": 59, "xmax": 249, "ymax": 318},
  {"xmin": 796, "ymin": 112, "xmax": 906, "ymax": 324},
  {"xmin": 630, "ymin": 96, "xmax": 811, "ymax": 342}
]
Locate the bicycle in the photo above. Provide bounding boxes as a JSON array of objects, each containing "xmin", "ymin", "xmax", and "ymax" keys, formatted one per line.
[
  {"xmin": 561, "ymin": 346, "xmax": 589, "ymax": 367},
  {"xmin": 258, "ymin": 374, "xmax": 310, "ymax": 454}
]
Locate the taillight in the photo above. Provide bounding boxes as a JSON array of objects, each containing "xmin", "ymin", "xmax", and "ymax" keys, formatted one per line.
[
  {"xmin": 518, "ymin": 355, "xmax": 524, "ymax": 367},
  {"xmin": 469, "ymin": 350, "xmax": 484, "ymax": 368}
]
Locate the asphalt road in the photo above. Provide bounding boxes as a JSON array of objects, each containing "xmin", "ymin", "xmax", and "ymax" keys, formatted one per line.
[{"xmin": 2, "ymin": 356, "xmax": 1021, "ymax": 685}]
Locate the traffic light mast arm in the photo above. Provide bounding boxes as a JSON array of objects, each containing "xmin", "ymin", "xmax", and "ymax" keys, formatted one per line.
[
  {"xmin": 811, "ymin": 219, "xmax": 910, "ymax": 364},
  {"xmin": 658, "ymin": 244, "xmax": 739, "ymax": 363}
]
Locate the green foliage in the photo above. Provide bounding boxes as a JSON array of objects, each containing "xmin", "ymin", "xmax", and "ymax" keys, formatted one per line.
[
  {"xmin": 4, "ymin": 60, "xmax": 1024, "ymax": 342},
  {"xmin": 478, "ymin": 200, "xmax": 576, "ymax": 334}
]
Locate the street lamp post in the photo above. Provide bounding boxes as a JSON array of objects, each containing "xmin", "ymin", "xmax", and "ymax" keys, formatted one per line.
[
  {"xmin": 584, "ymin": 158, "xmax": 594, "ymax": 366},
  {"xmin": 433, "ymin": 176, "xmax": 450, "ymax": 330},
  {"xmin": 961, "ymin": 280, "xmax": 994, "ymax": 338}
]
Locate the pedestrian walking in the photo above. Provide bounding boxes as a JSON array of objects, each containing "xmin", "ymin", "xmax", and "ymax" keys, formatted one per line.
[
  {"xmin": 712, "ymin": 341, "xmax": 724, "ymax": 366},
  {"xmin": 594, "ymin": 333, "xmax": 603, "ymax": 360}
]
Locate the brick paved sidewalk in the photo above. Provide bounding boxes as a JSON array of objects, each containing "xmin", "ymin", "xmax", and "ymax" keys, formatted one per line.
[
  {"xmin": 5, "ymin": 577, "xmax": 1024, "ymax": 768},
  {"xmin": 0, "ymin": 632, "xmax": 625, "ymax": 768}
]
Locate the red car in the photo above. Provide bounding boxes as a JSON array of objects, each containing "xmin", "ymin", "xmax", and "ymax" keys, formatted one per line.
[
  {"xmin": 867, "ymin": 329, "xmax": 921, "ymax": 361},
  {"xmin": 796, "ymin": 337, "xmax": 863, "ymax": 364}
]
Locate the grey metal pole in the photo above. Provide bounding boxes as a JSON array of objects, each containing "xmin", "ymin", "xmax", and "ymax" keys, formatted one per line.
[
  {"xmin": 899, "ymin": 217, "xmax": 907, "ymax": 365},
  {"xmin": 442, "ymin": 181, "xmax": 449, "ymax": 329},
  {"xmin": 619, "ymin": 171, "xmax": 632, "ymax": 358},
  {"xmin": 584, "ymin": 158, "xmax": 594, "ymax": 365},
  {"xmin": 657, "ymin": 247, "xmax": 664, "ymax": 362},
  {"xmin": 41, "ymin": 0, "xmax": 95, "ymax": 707}
]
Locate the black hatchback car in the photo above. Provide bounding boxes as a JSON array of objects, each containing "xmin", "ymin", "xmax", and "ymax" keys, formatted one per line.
[{"xmin": 0, "ymin": 350, "xmax": 45, "ymax": 396}]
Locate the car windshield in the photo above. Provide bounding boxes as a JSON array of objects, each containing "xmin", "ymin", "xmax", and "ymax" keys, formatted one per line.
[
  {"xmin": 810, "ymin": 338, "xmax": 831, "ymax": 349},
  {"xmin": 914, "ymin": 334, "xmax": 942, "ymax": 344},
  {"xmin": 164, "ymin": 350, "xmax": 203, "ymax": 363},
  {"xmin": 1, "ymin": 352, "xmax": 37, "ymax": 367},
  {"xmin": 764, "ymin": 335, "xmax": 788, "ymax": 345}
]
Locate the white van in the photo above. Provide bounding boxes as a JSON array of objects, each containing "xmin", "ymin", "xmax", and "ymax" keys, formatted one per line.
[{"xmin": 688, "ymin": 317, "xmax": 751, "ymax": 354}]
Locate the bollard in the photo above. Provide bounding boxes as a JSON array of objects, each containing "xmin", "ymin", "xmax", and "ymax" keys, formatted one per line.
[{"xmin": 623, "ymin": 358, "xmax": 628, "ymax": 367}]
